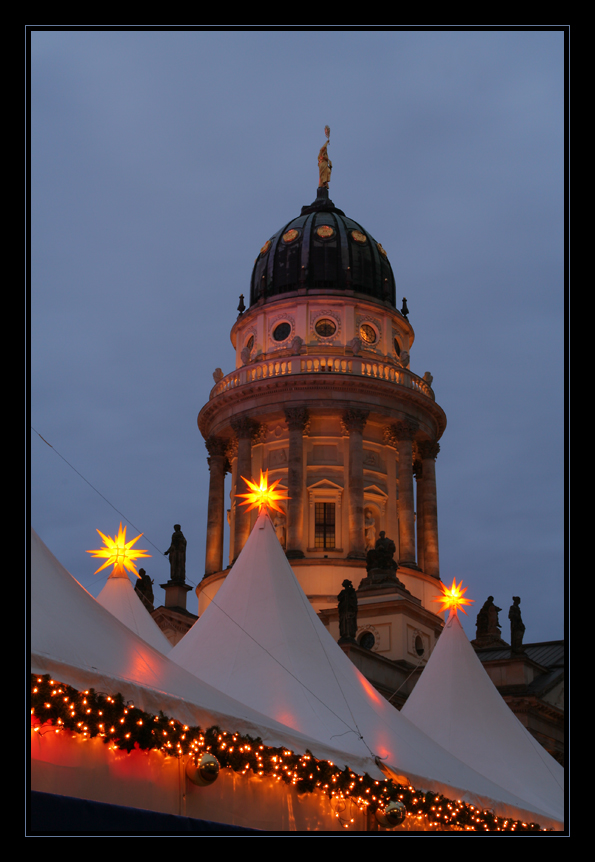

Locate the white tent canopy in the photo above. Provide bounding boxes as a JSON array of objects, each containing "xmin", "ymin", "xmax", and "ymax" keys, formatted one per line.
[
  {"xmin": 401, "ymin": 609, "xmax": 564, "ymax": 824},
  {"xmin": 169, "ymin": 512, "xmax": 562, "ymax": 828},
  {"xmin": 95, "ymin": 570, "xmax": 172, "ymax": 654},
  {"xmin": 30, "ymin": 527, "xmax": 376, "ymax": 775}
]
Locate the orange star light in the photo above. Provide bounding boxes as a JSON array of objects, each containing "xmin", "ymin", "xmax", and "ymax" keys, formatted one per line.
[
  {"xmin": 433, "ymin": 578, "xmax": 474, "ymax": 616},
  {"xmin": 236, "ymin": 470, "xmax": 289, "ymax": 514},
  {"xmin": 87, "ymin": 522, "xmax": 151, "ymax": 578}
]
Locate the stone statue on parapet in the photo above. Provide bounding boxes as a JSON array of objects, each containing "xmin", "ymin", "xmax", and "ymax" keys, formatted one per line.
[
  {"xmin": 338, "ymin": 579, "xmax": 358, "ymax": 643},
  {"xmin": 509, "ymin": 596, "xmax": 526, "ymax": 653},
  {"xmin": 164, "ymin": 525, "xmax": 187, "ymax": 583},
  {"xmin": 357, "ymin": 531, "xmax": 412, "ymax": 596},
  {"xmin": 472, "ymin": 595, "xmax": 509, "ymax": 648},
  {"xmin": 134, "ymin": 567, "xmax": 154, "ymax": 611},
  {"xmin": 476, "ymin": 596, "xmax": 502, "ymax": 637},
  {"xmin": 367, "ymin": 531, "xmax": 398, "ymax": 574}
]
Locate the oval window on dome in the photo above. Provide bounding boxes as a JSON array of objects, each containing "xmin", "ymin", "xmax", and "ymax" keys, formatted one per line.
[
  {"xmin": 272, "ymin": 322, "xmax": 292, "ymax": 342},
  {"xmin": 377, "ymin": 242, "xmax": 387, "ymax": 257},
  {"xmin": 359, "ymin": 631, "xmax": 375, "ymax": 650},
  {"xmin": 315, "ymin": 318, "xmax": 337, "ymax": 338},
  {"xmin": 260, "ymin": 240, "xmax": 272, "ymax": 255},
  {"xmin": 360, "ymin": 323, "xmax": 377, "ymax": 345},
  {"xmin": 246, "ymin": 335, "xmax": 255, "ymax": 352},
  {"xmin": 316, "ymin": 225, "xmax": 334, "ymax": 239},
  {"xmin": 351, "ymin": 230, "xmax": 367, "ymax": 244},
  {"xmin": 393, "ymin": 337, "xmax": 401, "ymax": 356},
  {"xmin": 282, "ymin": 228, "xmax": 299, "ymax": 244}
]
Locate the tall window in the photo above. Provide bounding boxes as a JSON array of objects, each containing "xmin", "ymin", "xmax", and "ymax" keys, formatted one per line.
[{"xmin": 315, "ymin": 502, "xmax": 335, "ymax": 549}]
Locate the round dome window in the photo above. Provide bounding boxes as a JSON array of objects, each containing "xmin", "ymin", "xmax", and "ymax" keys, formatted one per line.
[
  {"xmin": 360, "ymin": 323, "xmax": 377, "ymax": 345},
  {"xmin": 315, "ymin": 318, "xmax": 337, "ymax": 338},
  {"xmin": 272, "ymin": 322, "xmax": 291, "ymax": 342},
  {"xmin": 359, "ymin": 631, "xmax": 375, "ymax": 650}
]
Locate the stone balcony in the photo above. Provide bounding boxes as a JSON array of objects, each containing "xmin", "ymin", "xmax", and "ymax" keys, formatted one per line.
[{"xmin": 210, "ymin": 354, "xmax": 435, "ymax": 401}]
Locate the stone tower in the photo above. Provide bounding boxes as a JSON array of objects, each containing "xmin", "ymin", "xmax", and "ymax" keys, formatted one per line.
[{"xmin": 197, "ymin": 171, "xmax": 448, "ymax": 678}]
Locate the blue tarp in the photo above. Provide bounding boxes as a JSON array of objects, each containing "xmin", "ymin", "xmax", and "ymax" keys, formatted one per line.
[{"xmin": 29, "ymin": 791, "xmax": 264, "ymax": 835}]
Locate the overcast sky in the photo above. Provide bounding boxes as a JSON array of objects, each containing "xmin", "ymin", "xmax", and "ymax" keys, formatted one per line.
[{"xmin": 30, "ymin": 28, "xmax": 566, "ymax": 644}]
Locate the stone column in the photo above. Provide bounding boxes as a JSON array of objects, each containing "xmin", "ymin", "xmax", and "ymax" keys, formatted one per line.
[
  {"xmin": 284, "ymin": 407, "xmax": 309, "ymax": 558},
  {"xmin": 343, "ymin": 409, "xmax": 369, "ymax": 559},
  {"xmin": 418, "ymin": 439, "xmax": 440, "ymax": 578},
  {"xmin": 204, "ymin": 436, "xmax": 229, "ymax": 576},
  {"xmin": 231, "ymin": 416, "xmax": 257, "ymax": 561},
  {"xmin": 413, "ymin": 458, "xmax": 424, "ymax": 573},
  {"xmin": 391, "ymin": 419, "xmax": 418, "ymax": 568}
]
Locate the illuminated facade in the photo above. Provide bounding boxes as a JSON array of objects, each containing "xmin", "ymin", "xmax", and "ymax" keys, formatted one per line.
[{"xmin": 196, "ymin": 182, "xmax": 448, "ymax": 684}]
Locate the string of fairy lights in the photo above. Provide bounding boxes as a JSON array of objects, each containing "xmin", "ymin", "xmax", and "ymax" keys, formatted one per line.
[{"xmin": 31, "ymin": 675, "xmax": 548, "ymax": 832}]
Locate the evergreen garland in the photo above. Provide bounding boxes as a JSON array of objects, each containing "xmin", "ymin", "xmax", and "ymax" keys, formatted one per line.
[{"xmin": 31, "ymin": 675, "xmax": 547, "ymax": 831}]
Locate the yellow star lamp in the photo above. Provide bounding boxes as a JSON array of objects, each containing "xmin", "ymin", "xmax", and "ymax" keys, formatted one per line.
[
  {"xmin": 236, "ymin": 470, "xmax": 288, "ymax": 515},
  {"xmin": 433, "ymin": 577, "xmax": 474, "ymax": 616},
  {"xmin": 87, "ymin": 522, "xmax": 151, "ymax": 579}
]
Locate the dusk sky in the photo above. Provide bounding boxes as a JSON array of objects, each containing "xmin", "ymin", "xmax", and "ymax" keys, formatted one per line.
[{"xmin": 30, "ymin": 28, "xmax": 565, "ymax": 644}]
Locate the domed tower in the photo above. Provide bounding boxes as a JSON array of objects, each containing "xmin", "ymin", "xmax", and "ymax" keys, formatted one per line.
[{"xmin": 197, "ymin": 141, "xmax": 447, "ymax": 678}]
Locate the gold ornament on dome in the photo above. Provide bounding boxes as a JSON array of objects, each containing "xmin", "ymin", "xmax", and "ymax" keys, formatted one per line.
[
  {"xmin": 377, "ymin": 242, "xmax": 387, "ymax": 257},
  {"xmin": 351, "ymin": 230, "xmax": 367, "ymax": 244},
  {"xmin": 318, "ymin": 126, "xmax": 332, "ymax": 188},
  {"xmin": 316, "ymin": 225, "xmax": 334, "ymax": 239},
  {"xmin": 282, "ymin": 228, "xmax": 299, "ymax": 243},
  {"xmin": 260, "ymin": 240, "xmax": 272, "ymax": 255}
]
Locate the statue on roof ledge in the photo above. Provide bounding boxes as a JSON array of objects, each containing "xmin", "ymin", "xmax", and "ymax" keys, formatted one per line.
[
  {"xmin": 509, "ymin": 596, "xmax": 526, "ymax": 653},
  {"xmin": 164, "ymin": 525, "xmax": 187, "ymax": 583}
]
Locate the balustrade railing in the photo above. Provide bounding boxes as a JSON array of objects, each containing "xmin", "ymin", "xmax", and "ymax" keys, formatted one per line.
[{"xmin": 210, "ymin": 355, "xmax": 434, "ymax": 400}]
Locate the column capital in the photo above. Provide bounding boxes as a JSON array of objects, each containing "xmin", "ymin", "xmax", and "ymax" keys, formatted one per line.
[
  {"xmin": 231, "ymin": 416, "xmax": 259, "ymax": 439},
  {"xmin": 252, "ymin": 423, "xmax": 268, "ymax": 445},
  {"xmin": 390, "ymin": 419, "xmax": 419, "ymax": 441},
  {"xmin": 225, "ymin": 437, "xmax": 238, "ymax": 462},
  {"xmin": 284, "ymin": 406, "xmax": 310, "ymax": 432},
  {"xmin": 205, "ymin": 435, "xmax": 229, "ymax": 458},
  {"xmin": 418, "ymin": 439, "xmax": 440, "ymax": 460},
  {"xmin": 383, "ymin": 426, "xmax": 398, "ymax": 448},
  {"xmin": 341, "ymin": 408, "xmax": 369, "ymax": 434}
]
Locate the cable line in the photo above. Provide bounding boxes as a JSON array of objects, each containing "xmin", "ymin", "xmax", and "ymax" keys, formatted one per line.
[{"xmin": 31, "ymin": 426, "xmax": 166, "ymax": 558}]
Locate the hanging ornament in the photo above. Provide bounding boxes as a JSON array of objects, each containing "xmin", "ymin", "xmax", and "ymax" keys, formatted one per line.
[
  {"xmin": 186, "ymin": 752, "xmax": 220, "ymax": 786},
  {"xmin": 375, "ymin": 799, "xmax": 406, "ymax": 828}
]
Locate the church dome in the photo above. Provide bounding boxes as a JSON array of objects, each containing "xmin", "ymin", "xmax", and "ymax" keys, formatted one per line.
[{"xmin": 249, "ymin": 188, "xmax": 397, "ymax": 308}]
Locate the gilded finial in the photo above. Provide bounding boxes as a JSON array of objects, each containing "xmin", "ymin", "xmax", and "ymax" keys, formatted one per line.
[{"xmin": 318, "ymin": 126, "xmax": 332, "ymax": 189}]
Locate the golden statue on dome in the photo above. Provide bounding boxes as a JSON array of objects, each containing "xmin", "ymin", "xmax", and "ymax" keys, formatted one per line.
[{"xmin": 318, "ymin": 125, "xmax": 332, "ymax": 188}]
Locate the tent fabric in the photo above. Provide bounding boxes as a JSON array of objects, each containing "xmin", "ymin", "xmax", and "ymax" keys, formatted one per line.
[
  {"xmin": 401, "ymin": 610, "xmax": 564, "ymax": 824},
  {"xmin": 169, "ymin": 512, "xmax": 562, "ymax": 828},
  {"xmin": 29, "ymin": 527, "xmax": 376, "ymax": 777},
  {"xmin": 96, "ymin": 573, "xmax": 173, "ymax": 654}
]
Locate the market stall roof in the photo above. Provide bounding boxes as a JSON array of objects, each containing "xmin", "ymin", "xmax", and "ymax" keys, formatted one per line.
[
  {"xmin": 401, "ymin": 609, "xmax": 564, "ymax": 824},
  {"xmin": 95, "ymin": 571, "xmax": 172, "ymax": 654},
  {"xmin": 30, "ymin": 527, "xmax": 375, "ymax": 776},
  {"xmin": 169, "ymin": 512, "xmax": 562, "ymax": 828}
]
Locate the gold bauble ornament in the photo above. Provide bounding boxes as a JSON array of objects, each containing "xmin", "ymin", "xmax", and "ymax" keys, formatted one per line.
[
  {"xmin": 186, "ymin": 752, "xmax": 220, "ymax": 786},
  {"xmin": 375, "ymin": 800, "xmax": 406, "ymax": 828}
]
